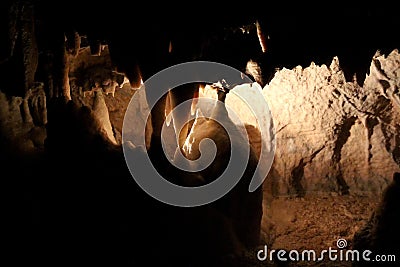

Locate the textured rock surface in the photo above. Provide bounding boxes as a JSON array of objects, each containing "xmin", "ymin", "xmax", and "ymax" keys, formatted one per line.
[
  {"xmin": 197, "ymin": 50, "xmax": 400, "ymax": 196},
  {"xmin": 0, "ymin": 84, "xmax": 46, "ymax": 153},
  {"xmin": 92, "ymin": 90, "xmax": 117, "ymax": 144},
  {"xmin": 263, "ymin": 49, "xmax": 400, "ymax": 196},
  {"xmin": 68, "ymin": 42, "xmax": 136, "ymax": 144}
]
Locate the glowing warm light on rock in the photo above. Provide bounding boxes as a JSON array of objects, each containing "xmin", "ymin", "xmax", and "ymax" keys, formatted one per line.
[
  {"xmin": 190, "ymin": 85, "xmax": 201, "ymax": 116},
  {"xmin": 256, "ymin": 20, "xmax": 267, "ymax": 53},
  {"xmin": 168, "ymin": 40, "xmax": 173, "ymax": 53},
  {"xmin": 246, "ymin": 60, "xmax": 263, "ymax": 85},
  {"xmin": 198, "ymin": 82, "xmax": 265, "ymax": 129}
]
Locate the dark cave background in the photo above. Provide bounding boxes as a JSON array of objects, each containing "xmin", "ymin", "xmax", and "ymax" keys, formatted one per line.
[{"xmin": 1, "ymin": 1, "xmax": 399, "ymax": 266}]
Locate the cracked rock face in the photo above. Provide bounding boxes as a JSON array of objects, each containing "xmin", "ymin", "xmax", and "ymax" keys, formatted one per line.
[{"xmin": 262, "ymin": 49, "xmax": 400, "ymax": 196}]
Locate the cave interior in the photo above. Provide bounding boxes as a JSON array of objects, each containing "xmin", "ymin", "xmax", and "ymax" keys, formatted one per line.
[{"xmin": 1, "ymin": 1, "xmax": 400, "ymax": 266}]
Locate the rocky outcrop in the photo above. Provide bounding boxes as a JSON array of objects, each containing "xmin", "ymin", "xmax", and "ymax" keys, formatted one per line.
[
  {"xmin": 68, "ymin": 41, "xmax": 136, "ymax": 145},
  {"xmin": 68, "ymin": 44, "xmax": 124, "ymax": 98},
  {"xmin": 262, "ymin": 49, "xmax": 400, "ymax": 197},
  {"xmin": 182, "ymin": 50, "xmax": 400, "ymax": 197},
  {"xmin": 0, "ymin": 84, "xmax": 46, "ymax": 153}
]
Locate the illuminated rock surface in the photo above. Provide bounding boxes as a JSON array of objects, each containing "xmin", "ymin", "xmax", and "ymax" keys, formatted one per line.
[{"xmin": 263, "ymin": 49, "xmax": 400, "ymax": 196}]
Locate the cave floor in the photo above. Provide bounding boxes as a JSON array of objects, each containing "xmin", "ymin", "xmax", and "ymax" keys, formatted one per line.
[{"xmin": 237, "ymin": 194, "xmax": 379, "ymax": 267}]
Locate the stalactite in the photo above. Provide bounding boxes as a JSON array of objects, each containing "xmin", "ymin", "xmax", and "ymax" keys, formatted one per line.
[
  {"xmin": 52, "ymin": 36, "xmax": 71, "ymax": 101},
  {"xmin": 0, "ymin": 0, "xmax": 38, "ymax": 95},
  {"xmin": 6, "ymin": 1, "xmax": 20, "ymax": 59},
  {"xmin": 61, "ymin": 43, "xmax": 71, "ymax": 100},
  {"xmin": 20, "ymin": 1, "xmax": 38, "ymax": 92}
]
